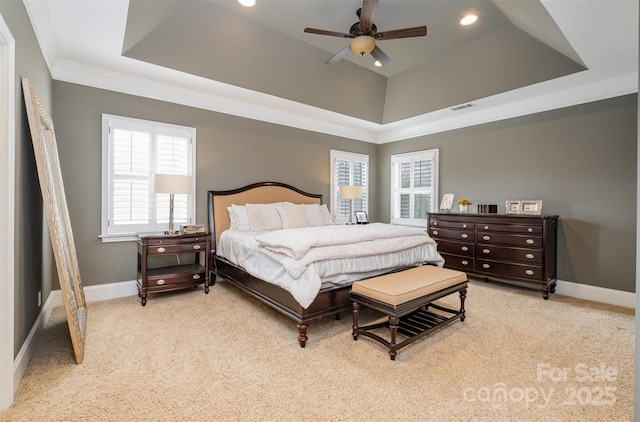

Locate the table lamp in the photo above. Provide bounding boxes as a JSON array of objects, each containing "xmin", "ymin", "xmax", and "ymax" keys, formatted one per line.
[
  {"xmin": 339, "ymin": 185, "xmax": 362, "ymax": 225},
  {"xmin": 154, "ymin": 173, "xmax": 192, "ymax": 235}
]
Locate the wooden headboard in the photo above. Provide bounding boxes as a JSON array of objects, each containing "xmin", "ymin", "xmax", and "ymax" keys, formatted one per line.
[{"xmin": 207, "ymin": 182, "xmax": 323, "ymax": 248}]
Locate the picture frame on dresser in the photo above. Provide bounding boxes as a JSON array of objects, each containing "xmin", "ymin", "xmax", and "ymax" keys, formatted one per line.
[
  {"xmin": 519, "ymin": 200, "xmax": 543, "ymax": 215},
  {"xmin": 505, "ymin": 200, "xmax": 520, "ymax": 214}
]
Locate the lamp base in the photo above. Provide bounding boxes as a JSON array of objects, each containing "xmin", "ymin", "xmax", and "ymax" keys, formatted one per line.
[{"xmin": 164, "ymin": 229, "xmax": 180, "ymax": 235}]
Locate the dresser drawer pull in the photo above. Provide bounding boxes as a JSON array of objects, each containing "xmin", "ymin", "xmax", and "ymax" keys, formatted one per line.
[
  {"xmin": 482, "ymin": 263, "xmax": 490, "ymax": 269},
  {"xmin": 483, "ymin": 235, "xmax": 490, "ymax": 241},
  {"xmin": 528, "ymin": 228, "xmax": 533, "ymax": 233},
  {"xmin": 461, "ymin": 246, "xmax": 469, "ymax": 252},
  {"xmin": 193, "ymin": 274, "xmax": 200, "ymax": 280},
  {"xmin": 433, "ymin": 221, "xmax": 438, "ymax": 226},
  {"xmin": 193, "ymin": 245, "xmax": 201, "ymax": 250},
  {"xmin": 461, "ymin": 260, "xmax": 469, "ymax": 266},
  {"xmin": 461, "ymin": 234, "xmax": 468, "ymax": 239},
  {"xmin": 462, "ymin": 224, "xmax": 467, "ymax": 228},
  {"xmin": 157, "ymin": 279, "xmax": 166, "ymax": 285},
  {"xmin": 525, "ymin": 270, "xmax": 534, "ymax": 276},
  {"xmin": 482, "ymin": 249, "xmax": 490, "ymax": 254},
  {"xmin": 157, "ymin": 247, "xmax": 166, "ymax": 253},
  {"xmin": 484, "ymin": 225, "xmax": 489, "ymax": 230},
  {"xmin": 525, "ymin": 253, "xmax": 535, "ymax": 259},
  {"xmin": 432, "ymin": 230, "xmax": 439, "ymax": 235},
  {"xmin": 526, "ymin": 239, "xmax": 535, "ymax": 244}
]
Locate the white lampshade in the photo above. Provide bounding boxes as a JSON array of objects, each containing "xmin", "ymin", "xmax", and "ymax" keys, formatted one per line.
[
  {"xmin": 350, "ymin": 36, "xmax": 376, "ymax": 56},
  {"xmin": 154, "ymin": 174, "xmax": 192, "ymax": 194},
  {"xmin": 339, "ymin": 186, "xmax": 362, "ymax": 200}
]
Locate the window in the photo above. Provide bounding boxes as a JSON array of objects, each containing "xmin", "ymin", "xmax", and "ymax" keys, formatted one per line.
[
  {"xmin": 330, "ymin": 150, "xmax": 368, "ymax": 224},
  {"xmin": 390, "ymin": 149, "xmax": 439, "ymax": 227},
  {"xmin": 101, "ymin": 115, "xmax": 196, "ymax": 241}
]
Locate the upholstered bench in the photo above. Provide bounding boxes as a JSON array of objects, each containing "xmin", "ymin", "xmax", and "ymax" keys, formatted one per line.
[{"xmin": 351, "ymin": 265, "xmax": 468, "ymax": 360}]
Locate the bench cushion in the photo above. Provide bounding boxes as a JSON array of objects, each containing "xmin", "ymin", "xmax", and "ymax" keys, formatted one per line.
[{"xmin": 352, "ymin": 266, "xmax": 467, "ymax": 306}]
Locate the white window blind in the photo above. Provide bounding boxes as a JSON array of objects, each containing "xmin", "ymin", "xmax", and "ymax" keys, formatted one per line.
[
  {"xmin": 101, "ymin": 115, "xmax": 196, "ymax": 241},
  {"xmin": 390, "ymin": 149, "xmax": 439, "ymax": 227},
  {"xmin": 330, "ymin": 150, "xmax": 369, "ymax": 224}
]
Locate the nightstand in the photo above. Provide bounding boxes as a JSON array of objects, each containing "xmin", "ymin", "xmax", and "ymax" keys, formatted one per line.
[{"xmin": 136, "ymin": 232, "xmax": 211, "ymax": 306}]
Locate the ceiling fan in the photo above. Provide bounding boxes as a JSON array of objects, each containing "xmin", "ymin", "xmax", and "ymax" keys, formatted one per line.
[{"xmin": 304, "ymin": 0, "xmax": 427, "ymax": 67}]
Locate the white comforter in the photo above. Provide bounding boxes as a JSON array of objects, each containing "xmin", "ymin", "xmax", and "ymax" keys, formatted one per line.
[{"xmin": 217, "ymin": 223, "xmax": 444, "ymax": 309}]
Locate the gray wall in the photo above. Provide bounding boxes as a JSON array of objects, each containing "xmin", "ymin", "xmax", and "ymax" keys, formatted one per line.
[
  {"xmin": 379, "ymin": 94, "xmax": 638, "ymax": 292},
  {"xmin": 51, "ymin": 81, "xmax": 378, "ymax": 288},
  {"xmin": 0, "ymin": 0, "xmax": 54, "ymax": 357}
]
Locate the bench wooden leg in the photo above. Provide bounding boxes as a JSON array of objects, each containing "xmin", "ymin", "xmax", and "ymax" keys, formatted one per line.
[
  {"xmin": 352, "ymin": 301, "xmax": 360, "ymax": 340},
  {"xmin": 389, "ymin": 316, "xmax": 399, "ymax": 361},
  {"xmin": 459, "ymin": 288, "xmax": 467, "ymax": 322}
]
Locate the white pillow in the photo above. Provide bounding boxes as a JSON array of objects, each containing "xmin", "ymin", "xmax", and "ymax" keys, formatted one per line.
[
  {"xmin": 277, "ymin": 205, "xmax": 308, "ymax": 229},
  {"xmin": 229, "ymin": 204, "xmax": 249, "ymax": 230},
  {"xmin": 319, "ymin": 204, "xmax": 334, "ymax": 225},
  {"xmin": 303, "ymin": 204, "xmax": 323, "ymax": 227},
  {"xmin": 246, "ymin": 203, "xmax": 284, "ymax": 231}
]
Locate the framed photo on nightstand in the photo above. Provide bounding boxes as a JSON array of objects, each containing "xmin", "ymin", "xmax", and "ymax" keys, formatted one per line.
[{"xmin": 354, "ymin": 211, "xmax": 369, "ymax": 224}]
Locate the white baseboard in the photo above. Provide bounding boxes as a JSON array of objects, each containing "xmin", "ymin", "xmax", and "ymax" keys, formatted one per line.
[
  {"xmin": 555, "ymin": 279, "xmax": 635, "ymax": 309},
  {"xmin": 14, "ymin": 280, "xmax": 138, "ymax": 392}
]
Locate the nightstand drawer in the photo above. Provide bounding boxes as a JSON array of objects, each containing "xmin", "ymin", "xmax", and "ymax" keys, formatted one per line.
[
  {"xmin": 148, "ymin": 242, "xmax": 207, "ymax": 255},
  {"xmin": 147, "ymin": 265, "xmax": 206, "ymax": 287}
]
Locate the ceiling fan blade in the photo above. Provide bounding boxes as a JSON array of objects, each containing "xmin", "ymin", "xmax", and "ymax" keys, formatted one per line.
[
  {"xmin": 325, "ymin": 45, "xmax": 352, "ymax": 64},
  {"xmin": 304, "ymin": 27, "xmax": 352, "ymax": 38},
  {"xmin": 359, "ymin": 0, "xmax": 379, "ymax": 32},
  {"xmin": 371, "ymin": 45, "xmax": 392, "ymax": 66},
  {"xmin": 375, "ymin": 26, "xmax": 427, "ymax": 40}
]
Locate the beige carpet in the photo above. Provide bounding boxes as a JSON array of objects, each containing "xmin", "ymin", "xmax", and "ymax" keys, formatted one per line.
[{"xmin": 2, "ymin": 278, "xmax": 634, "ymax": 421}]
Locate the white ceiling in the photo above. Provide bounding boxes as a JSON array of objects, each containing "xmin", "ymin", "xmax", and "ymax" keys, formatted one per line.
[{"xmin": 23, "ymin": 0, "xmax": 639, "ymax": 143}]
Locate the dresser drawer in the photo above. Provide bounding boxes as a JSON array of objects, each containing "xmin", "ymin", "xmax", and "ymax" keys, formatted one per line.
[
  {"xmin": 476, "ymin": 232, "xmax": 542, "ymax": 248},
  {"xmin": 442, "ymin": 254, "xmax": 474, "ymax": 272},
  {"xmin": 477, "ymin": 245, "xmax": 543, "ymax": 264},
  {"xmin": 435, "ymin": 240, "xmax": 474, "ymax": 257},
  {"xmin": 430, "ymin": 228, "xmax": 475, "ymax": 241},
  {"xmin": 475, "ymin": 223, "xmax": 542, "ymax": 235},
  {"xmin": 476, "ymin": 259, "xmax": 543, "ymax": 280},
  {"xmin": 429, "ymin": 220, "xmax": 475, "ymax": 230},
  {"xmin": 148, "ymin": 241, "xmax": 207, "ymax": 255}
]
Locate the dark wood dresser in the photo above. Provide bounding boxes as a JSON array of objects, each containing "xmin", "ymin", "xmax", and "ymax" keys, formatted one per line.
[{"xmin": 427, "ymin": 213, "xmax": 558, "ymax": 299}]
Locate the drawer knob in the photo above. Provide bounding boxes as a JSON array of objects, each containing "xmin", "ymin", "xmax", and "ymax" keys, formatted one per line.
[
  {"xmin": 526, "ymin": 253, "xmax": 535, "ymax": 259},
  {"xmin": 157, "ymin": 279, "xmax": 166, "ymax": 285},
  {"xmin": 461, "ymin": 233, "xmax": 468, "ymax": 239},
  {"xmin": 526, "ymin": 239, "xmax": 535, "ymax": 244},
  {"xmin": 193, "ymin": 274, "xmax": 200, "ymax": 280},
  {"xmin": 193, "ymin": 245, "xmax": 201, "ymax": 250},
  {"xmin": 462, "ymin": 224, "xmax": 467, "ymax": 228},
  {"xmin": 484, "ymin": 225, "xmax": 489, "ymax": 230},
  {"xmin": 461, "ymin": 246, "xmax": 469, "ymax": 252},
  {"xmin": 483, "ymin": 235, "xmax": 490, "ymax": 241},
  {"xmin": 483, "ymin": 249, "xmax": 490, "ymax": 254},
  {"xmin": 528, "ymin": 228, "xmax": 533, "ymax": 233},
  {"xmin": 432, "ymin": 230, "xmax": 439, "ymax": 235},
  {"xmin": 461, "ymin": 260, "xmax": 468, "ymax": 265},
  {"xmin": 482, "ymin": 263, "xmax": 490, "ymax": 269},
  {"xmin": 433, "ymin": 222, "xmax": 438, "ymax": 226},
  {"xmin": 525, "ymin": 270, "xmax": 534, "ymax": 276},
  {"xmin": 157, "ymin": 247, "xmax": 166, "ymax": 253}
]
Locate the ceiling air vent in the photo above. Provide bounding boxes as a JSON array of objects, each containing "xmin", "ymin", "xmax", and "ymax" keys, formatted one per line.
[{"xmin": 451, "ymin": 103, "xmax": 476, "ymax": 111}]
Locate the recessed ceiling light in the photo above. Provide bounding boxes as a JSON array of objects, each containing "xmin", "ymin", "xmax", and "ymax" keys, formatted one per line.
[
  {"xmin": 460, "ymin": 14, "xmax": 478, "ymax": 26},
  {"xmin": 238, "ymin": 0, "xmax": 256, "ymax": 7}
]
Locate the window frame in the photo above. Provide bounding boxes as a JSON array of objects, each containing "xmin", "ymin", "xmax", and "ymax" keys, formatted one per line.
[
  {"xmin": 330, "ymin": 150, "xmax": 369, "ymax": 224},
  {"xmin": 390, "ymin": 149, "xmax": 439, "ymax": 227},
  {"xmin": 100, "ymin": 114, "xmax": 196, "ymax": 242}
]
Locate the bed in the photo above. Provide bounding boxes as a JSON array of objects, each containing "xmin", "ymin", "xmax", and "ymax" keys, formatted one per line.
[{"xmin": 207, "ymin": 182, "xmax": 444, "ymax": 347}]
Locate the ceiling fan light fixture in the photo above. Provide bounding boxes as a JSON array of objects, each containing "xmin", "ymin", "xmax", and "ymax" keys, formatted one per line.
[
  {"xmin": 238, "ymin": 0, "xmax": 256, "ymax": 7},
  {"xmin": 374, "ymin": 60, "xmax": 382, "ymax": 67},
  {"xmin": 350, "ymin": 36, "xmax": 376, "ymax": 56}
]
